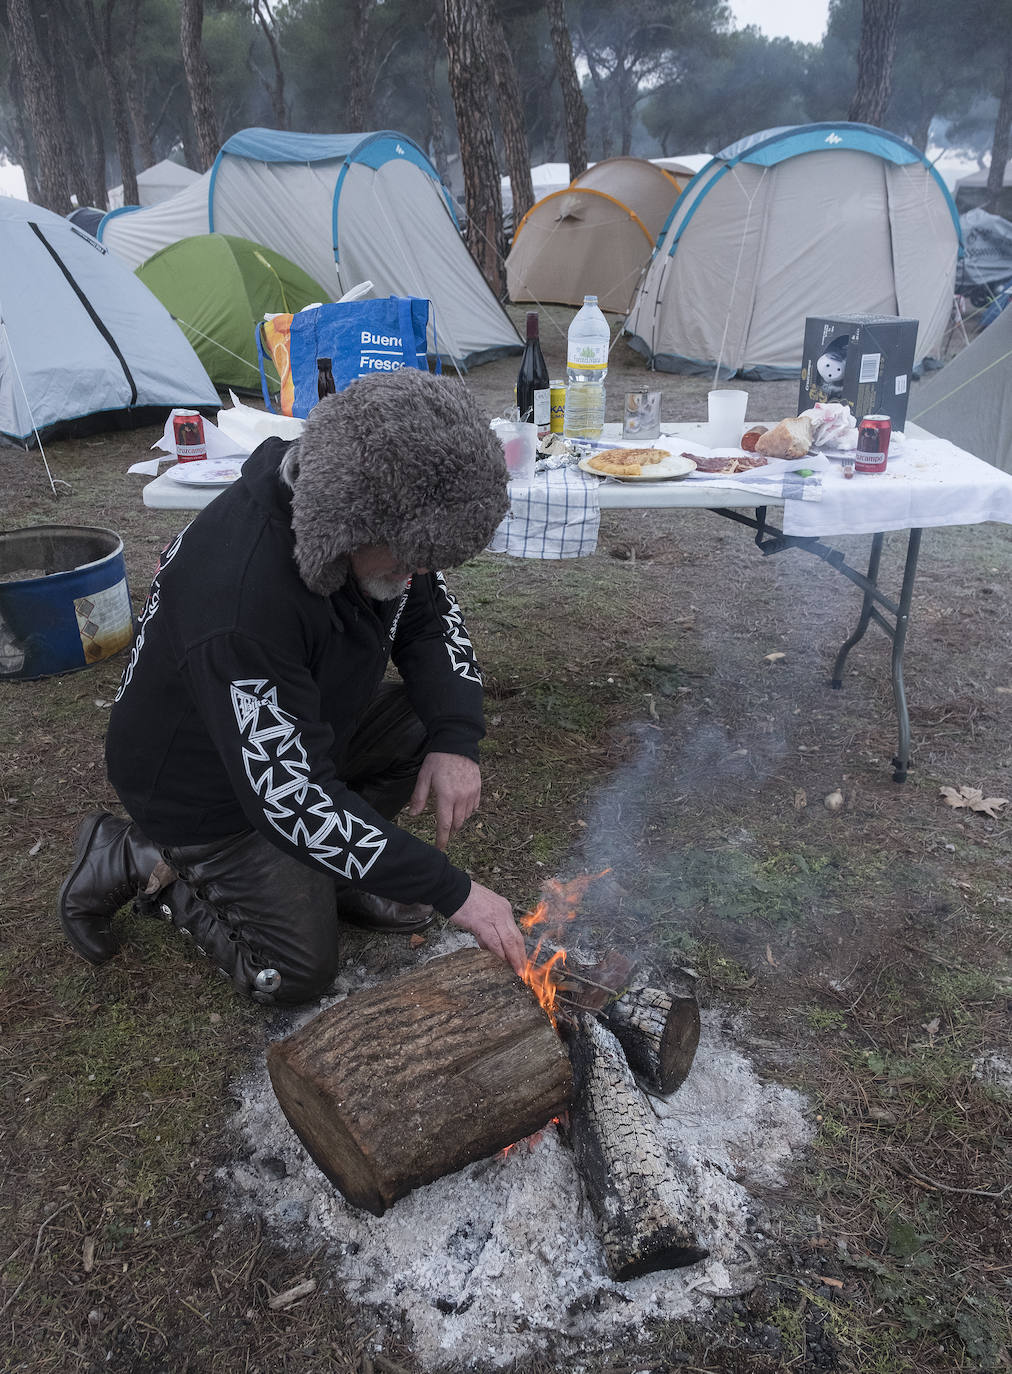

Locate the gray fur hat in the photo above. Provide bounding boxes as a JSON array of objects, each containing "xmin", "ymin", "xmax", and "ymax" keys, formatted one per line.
[{"xmin": 288, "ymin": 368, "xmax": 510, "ymax": 595}]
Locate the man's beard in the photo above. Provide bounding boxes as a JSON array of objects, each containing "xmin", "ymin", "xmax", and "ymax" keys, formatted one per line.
[{"xmin": 356, "ymin": 572, "xmax": 411, "ymax": 601}]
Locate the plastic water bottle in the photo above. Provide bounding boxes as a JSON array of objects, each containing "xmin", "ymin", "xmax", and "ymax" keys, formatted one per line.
[{"xmin": 564, "ymin": 295, "xmax": 609, "ymax": 438}]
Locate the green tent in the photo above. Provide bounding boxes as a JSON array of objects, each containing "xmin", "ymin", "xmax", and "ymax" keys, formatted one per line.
[{"xmin": 135, "ymin": 234, "xmax": 333, "ymax": 392}]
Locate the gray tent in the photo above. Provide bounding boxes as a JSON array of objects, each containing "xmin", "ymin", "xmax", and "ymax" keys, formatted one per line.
[
  {"xmin": 96, "ymin": 128, "xmax": 521, "ymax": 369},
  {"xmin": 909, "ymin": 305, "xmax": 1012, "ymax": 473},
  {"xmin": 956, "ymin": 208, "xmax": 1012, "ymax": 299},
  {"xmin": 625, "ymin": 123, "xmax": 961, "ymax": 379}
]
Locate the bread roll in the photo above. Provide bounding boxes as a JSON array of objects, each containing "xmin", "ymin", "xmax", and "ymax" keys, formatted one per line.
[{"xmin": 755, "ymin": 416, "xmax": 813, "ymax": 459}]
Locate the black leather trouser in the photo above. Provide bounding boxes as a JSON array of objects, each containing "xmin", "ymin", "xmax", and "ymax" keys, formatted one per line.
[{"xmin": 154, "ymin": 682, "xmax": 428, "ymax": 1005}]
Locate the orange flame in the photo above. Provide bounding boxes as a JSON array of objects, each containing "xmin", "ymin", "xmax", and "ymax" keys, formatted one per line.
[{"xmin": 519, "ymin": 870, "xmax": 610, "ymax": 1027}]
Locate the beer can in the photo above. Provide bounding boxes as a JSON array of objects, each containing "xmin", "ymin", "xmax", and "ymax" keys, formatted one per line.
[
  {"xmin": 549, "ymin": 380, "xmax": 566, "ymax": 434},
  {"xmin": 172, "ymin": 410, "xmax": 207, "ymax": 462},
  {"xmin": 855, "ymin": 414, "xmax": 890, "ymax": 474}
]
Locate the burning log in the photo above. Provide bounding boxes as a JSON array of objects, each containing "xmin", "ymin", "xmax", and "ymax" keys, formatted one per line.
[
  {"xmin": 603, "ymin": 977, "xmax": 701, "ymax": 1096},
  {"xmin": 565, "ymin": 1012, "xmax": 709, "ymax": 1280},
  {"xmin": 267, "ymin": 949, "xmax": 572, "ymax": 1216}
]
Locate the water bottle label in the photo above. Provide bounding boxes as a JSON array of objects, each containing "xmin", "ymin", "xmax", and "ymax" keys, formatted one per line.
[{"xmin": 568, "ymin": 341, "xmax": 608, "ymax": 370}]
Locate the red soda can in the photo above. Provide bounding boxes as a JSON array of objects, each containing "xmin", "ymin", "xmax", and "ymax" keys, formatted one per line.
[
  {"xmin": 172, "ymin": 410, "xmax": 207, "ymax": 462},
  {"xmin": 855, "ymin": 414, "xmax": 890, "ymax": 474}
]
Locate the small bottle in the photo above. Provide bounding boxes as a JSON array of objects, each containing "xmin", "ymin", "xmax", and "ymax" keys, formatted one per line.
[
  {"xmin": 316, "ymin": 356, "xmax": 336, "ymax": 401},
  {"xmin": 516, "ymin": 312, "xmax": 550, "ymax": 439},
  {"xmin": 564, "ymin": 295, "xmax": 609, "ymax": 438}
]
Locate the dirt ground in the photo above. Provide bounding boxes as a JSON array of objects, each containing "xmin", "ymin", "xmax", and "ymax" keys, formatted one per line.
[{"xmin": 1, "ymin": 304, "xmax": 1010, "ymax": 1373}]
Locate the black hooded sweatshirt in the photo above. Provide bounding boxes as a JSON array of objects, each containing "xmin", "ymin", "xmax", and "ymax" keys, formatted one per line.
[{"xmin": 106, "ymin": 439, "xmax": 484, "ymax": 916}]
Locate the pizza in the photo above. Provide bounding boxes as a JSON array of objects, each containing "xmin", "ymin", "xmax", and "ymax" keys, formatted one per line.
[{"xmin": 586, "ymin": 447, "xmax": 669, "ymax": 478}]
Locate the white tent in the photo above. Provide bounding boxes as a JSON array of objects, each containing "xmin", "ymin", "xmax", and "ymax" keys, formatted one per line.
[
  {"xmin": 0, "ymin": 195, "xmax": 218, "ymax": 443},
  {"xmin": 108, "ymin": 158, "xmax": 201, "ymax": 209},
  {"xmin": 626, "ymin": 123, "xmax": 962, "ymax": 378},
  {"xmin": 97, "ymin": 129, "xmax": 521, "ymax": 369},
  {"xmin": 910, "ymin": 305, "xmax": 1012, "ymax": 473}
]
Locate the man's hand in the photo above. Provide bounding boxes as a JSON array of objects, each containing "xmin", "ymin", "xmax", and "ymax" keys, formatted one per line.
[
  {"xmin": 450, "ymin": 881, "xmax": 527, "ymax": 975},
  {"xmin": 407, "ymin": 752, "xmax": 481, "ymax": 851}
]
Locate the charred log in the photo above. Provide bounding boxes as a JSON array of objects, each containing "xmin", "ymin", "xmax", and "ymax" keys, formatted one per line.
[
  {"xmin": 604, "ymin": 977, "xmax": 700, "ymax": 1096},
  {"xmin": 267, "ymin": 949, "xmax": 572, "ymax": 1217},
  {"xmin": 565, "ymin": 1013, "xmax": 708, "ymax": 1280}
]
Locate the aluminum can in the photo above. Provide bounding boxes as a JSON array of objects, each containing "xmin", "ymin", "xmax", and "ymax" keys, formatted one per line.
[
  {"xmin": 855, "ymin": 414, "xmax": 890, "ymax": 474},
  {"xmin": 549, "ymin": 380, "xmax": 566, "ymax": 434},
  {"xmin": 172, "ymin": 411, "xmax": 207, "ymax": 462}
]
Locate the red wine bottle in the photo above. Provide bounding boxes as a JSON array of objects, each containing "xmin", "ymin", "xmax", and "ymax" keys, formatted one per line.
[{"xmin": 516, "ymin": 312, "xmax": 550, "ymax": 438}]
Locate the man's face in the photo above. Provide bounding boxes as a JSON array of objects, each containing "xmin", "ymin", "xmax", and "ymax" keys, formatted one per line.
[{"xmin": 350, "ymin": 543, "xmax": 428, "ymax": 601}]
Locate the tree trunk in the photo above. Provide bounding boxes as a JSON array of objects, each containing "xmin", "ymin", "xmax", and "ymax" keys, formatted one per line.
[
  {"xmin": 6, "ymin": 0, "xmax": 71, "ymax": 211},
  {"xmin": 581, "ymin": 41, "xmax": 613, "ymax": 159},
  {"xmin": 564, "ymin": 1013, "xmax": 708, "ymax": 1280},
  {"xmin": 546, "ymin": 0, "xmax": 587, "ymax": 180},
  {"xmin": 603, "ymin": 977, "xmax": 701, "ymax": 1096},
  {"xmin": 81, "ymin": 0, "xmax": 139, "ymax": 207},
  {"xmin": 985, "ymin": 51, "xmax": 1012, "ymax": 209},
  {"xmin": 125, "ymin": 0, "xmax": 156, "ymax": 169},
  {"xmin": 487, "ymin": 4, "xmax": 534, "ymax": 229},
  {"xmin": 252, "ymin": 0, "xmax": 288, "ymax": 130},
  {"xmin": 424, "ymin": 11, "xmax": 450, "ymax": 185},
  {"xmin": 180, "ymin": 0, "xmax": 221, "ymax": 169},
  {"xmin": 267, "ymin": 949, "xmax": 573, "ymax": 1216},
  {"xmin": 442, "ymin": 0, "xmax": 506, "ymax": 295},
  {"xmin": 347, "ymin": 0, "xmax": 376, "ymax": 130},
  {"xmin": 51, "ymin": 14, "xmax": 93, "ymax": 210},
  {"xmin": 847, "ymin": 0, "xmax": 901, "ymax": 126}
]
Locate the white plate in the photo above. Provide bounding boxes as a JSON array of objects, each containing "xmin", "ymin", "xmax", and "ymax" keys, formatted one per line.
[
  {"xmin": 166, "ymin": 458, "xmax": 246, "ymax": 486},
  {"xmin": 578, "ymin": 452, "xmax": 697, "ymax": 482}
]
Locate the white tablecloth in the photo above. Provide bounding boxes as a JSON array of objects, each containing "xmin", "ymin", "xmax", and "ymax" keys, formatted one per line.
[{"xmin": 779, "ymin": 426, "xmax": 1012, "ymax": 537}]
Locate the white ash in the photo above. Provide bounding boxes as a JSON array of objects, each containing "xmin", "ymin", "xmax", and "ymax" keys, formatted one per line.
[
  {"xmin": 972, "ymin": 1052, "xmax": 1012, "ymax": 1098},
  {"xmin": 221, "ymin": 930, "xmax": 812, "ymax": 1369}
]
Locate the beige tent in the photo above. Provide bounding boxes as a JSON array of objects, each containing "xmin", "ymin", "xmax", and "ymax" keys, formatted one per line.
[
  {"xmin": 626, "ymin": 124, "xmax": 961, "ymax": 378},
  {"xmin": 506, "ymin": 157, "xmax": 682, "ymax": 313}
]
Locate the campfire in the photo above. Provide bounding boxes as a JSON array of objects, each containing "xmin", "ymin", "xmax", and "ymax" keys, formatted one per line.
[{"xmin": 267, "ymin": 874, "xmax": 712, "ymax": 1281}]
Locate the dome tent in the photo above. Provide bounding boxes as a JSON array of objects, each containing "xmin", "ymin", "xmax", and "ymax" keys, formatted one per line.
[
  {"xmin": 506, "ymin": 157, "xmax": 682, "ymax": 314},
  {"xmin": 0, "ymin": 195, "xmax": 218, "ymax": 444},
  {"xmin": 625, "ymin": 123, "xmax": 962, "ymax": 379},
  {"xmin": 97, "ymin": 129, "xmax": 521, "ymax": 370},
  {"xmin": 136, "ymin": 234, "xmax": 333, "ymax": 392}
]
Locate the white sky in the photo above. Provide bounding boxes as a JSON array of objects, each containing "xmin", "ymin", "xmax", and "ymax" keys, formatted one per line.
[
  {"xmin": 0, "ymin": 158, "xmax": 27, "ymax": 200},
  {"xmin": 728, "ymin": 0, "xmax": 831, "ymax": 44}
]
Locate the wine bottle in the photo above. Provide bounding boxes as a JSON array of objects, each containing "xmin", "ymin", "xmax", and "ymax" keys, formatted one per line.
[
  {"xmin": 515, "ymin": 312, "xmax": 550, "ymax": 439},
  {"xmin": 316, "ymin": 356, "xmax": 336, "ymax": 401}
]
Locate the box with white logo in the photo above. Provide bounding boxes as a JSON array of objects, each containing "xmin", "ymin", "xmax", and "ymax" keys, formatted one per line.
[{"xmin": 798, "ymin": 315, "xmax": 918, "ymax": 433}]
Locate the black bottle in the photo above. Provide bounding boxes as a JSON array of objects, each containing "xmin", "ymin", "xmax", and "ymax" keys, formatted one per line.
[
  {"xmin": 316, "ymin": 356, "xmax": 336, "ymax": 401},
  {"xmin": 515, "ymin": 312, "xmax": 550, "ymax": 437}
]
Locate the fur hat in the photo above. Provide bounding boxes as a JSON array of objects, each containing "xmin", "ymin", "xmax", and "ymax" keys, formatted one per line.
[{"xmin": 289, "ymin": 368, "xmax": 510, "ymax": 595}]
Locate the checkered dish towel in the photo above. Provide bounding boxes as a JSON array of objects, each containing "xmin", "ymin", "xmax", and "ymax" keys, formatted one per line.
[{"xmin": 487, "ymin": 468, "xmax": 601, "ymax": 559}]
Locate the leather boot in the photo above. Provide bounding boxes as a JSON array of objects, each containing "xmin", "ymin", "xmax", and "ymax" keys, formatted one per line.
[
  {"xmin": 58, "ymin": 812, "xmax": 163, "ymax": 964},
  {"xmin": 337, "ymin": 889, "xmax": 435, "ymax": 934}
]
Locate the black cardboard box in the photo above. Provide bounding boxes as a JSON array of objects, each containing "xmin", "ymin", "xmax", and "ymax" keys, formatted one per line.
[{"xmin": 798, "ymin": 315, "xmax": 918, "ymax": 432}]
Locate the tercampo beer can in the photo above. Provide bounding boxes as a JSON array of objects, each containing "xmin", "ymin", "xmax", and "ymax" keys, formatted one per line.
[
  {"xmin": 855, "ymin": 414, "xmax": 890, "ymax": 474},
  {"xmin": 172, "ymin": 411, "xmax": 207, "ymax": 462},
  {"xmin": 550, "ymin": 381, "xmax": 566, "ymax": 434}
]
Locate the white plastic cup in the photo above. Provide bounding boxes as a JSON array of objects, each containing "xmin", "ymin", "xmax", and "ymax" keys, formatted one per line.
[
  {"xmin": 496, "ymin": 420, "xmax": 538, "ymax": 484},
  {"xmin": 707, "ymin": 389, "xmax": 749, "ymax": 448}
]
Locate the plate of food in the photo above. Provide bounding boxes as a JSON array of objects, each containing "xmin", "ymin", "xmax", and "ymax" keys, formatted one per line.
[
  {"xmin": 166, "ymin": 458, "xmax": 246, "ymax": 486},
  {"xmin": 577, "ymin": 448, "xmax": 697, "ymax": 481}
]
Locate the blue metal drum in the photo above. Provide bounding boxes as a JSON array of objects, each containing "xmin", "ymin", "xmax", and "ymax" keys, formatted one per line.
[{"xmin": 0, "ymin": 526, "xmax": 134, "ymax": 680}]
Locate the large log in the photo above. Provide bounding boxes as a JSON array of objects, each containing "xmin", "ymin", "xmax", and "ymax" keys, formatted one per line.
[
  {"xmin": 266, "ymin": 949, "xmax": 573, "ymax": 1216},
  {"xmin": 603, "ymin": 976, "xmax": 700, "ymax": 1095},
  {"xmin": 565, "ymin": 1012, "xmax": 708, "ymax": 1280}
]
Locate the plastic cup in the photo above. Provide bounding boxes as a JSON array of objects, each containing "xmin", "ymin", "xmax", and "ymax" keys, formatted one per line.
[
  {"xmin": 623, "ymin": 390, "xmax": 661, "ymax": 440},
  {"xmin": 707, "ymin": 389, "xmax": 749, "ymax": 448},
  {"xmin": 495, "ymin": 420, "xmax": 537, "ymax": 484}
]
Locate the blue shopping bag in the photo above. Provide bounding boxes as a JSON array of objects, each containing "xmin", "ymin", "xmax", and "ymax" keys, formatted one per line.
[{"xmin": 256, "ymin": 296, "xmax": 438, "ymax": 418}]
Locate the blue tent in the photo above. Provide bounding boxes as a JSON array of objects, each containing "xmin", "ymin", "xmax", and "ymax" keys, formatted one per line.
[
  {"xmin": 625, "ymin": 123, "xmax": 962, "ymax": 378},
  {"xmin": 0, "ymin": 195, "xmax": 218, "ymax": 444},
  {"xmin": 96, "ymin": 129, "xmax": 521, "ymax": 369}
]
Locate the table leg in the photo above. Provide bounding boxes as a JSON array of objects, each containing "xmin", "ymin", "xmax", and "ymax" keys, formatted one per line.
[
  {"xmin": 831, "ymin": 534, "xmax": 884, "ymax": 687},
  {"xmin": 889, "ymin": 528, "xmax": 922, "ymax": 783}
]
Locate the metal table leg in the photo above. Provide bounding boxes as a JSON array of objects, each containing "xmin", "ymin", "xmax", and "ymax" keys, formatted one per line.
[
  {"xmin": 889, "ymin": 528, "xmax": 923, "ymax": 783},
  {"xmin": 831, "ymin": 533, "xmax": 884, "ymax": 687}
]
